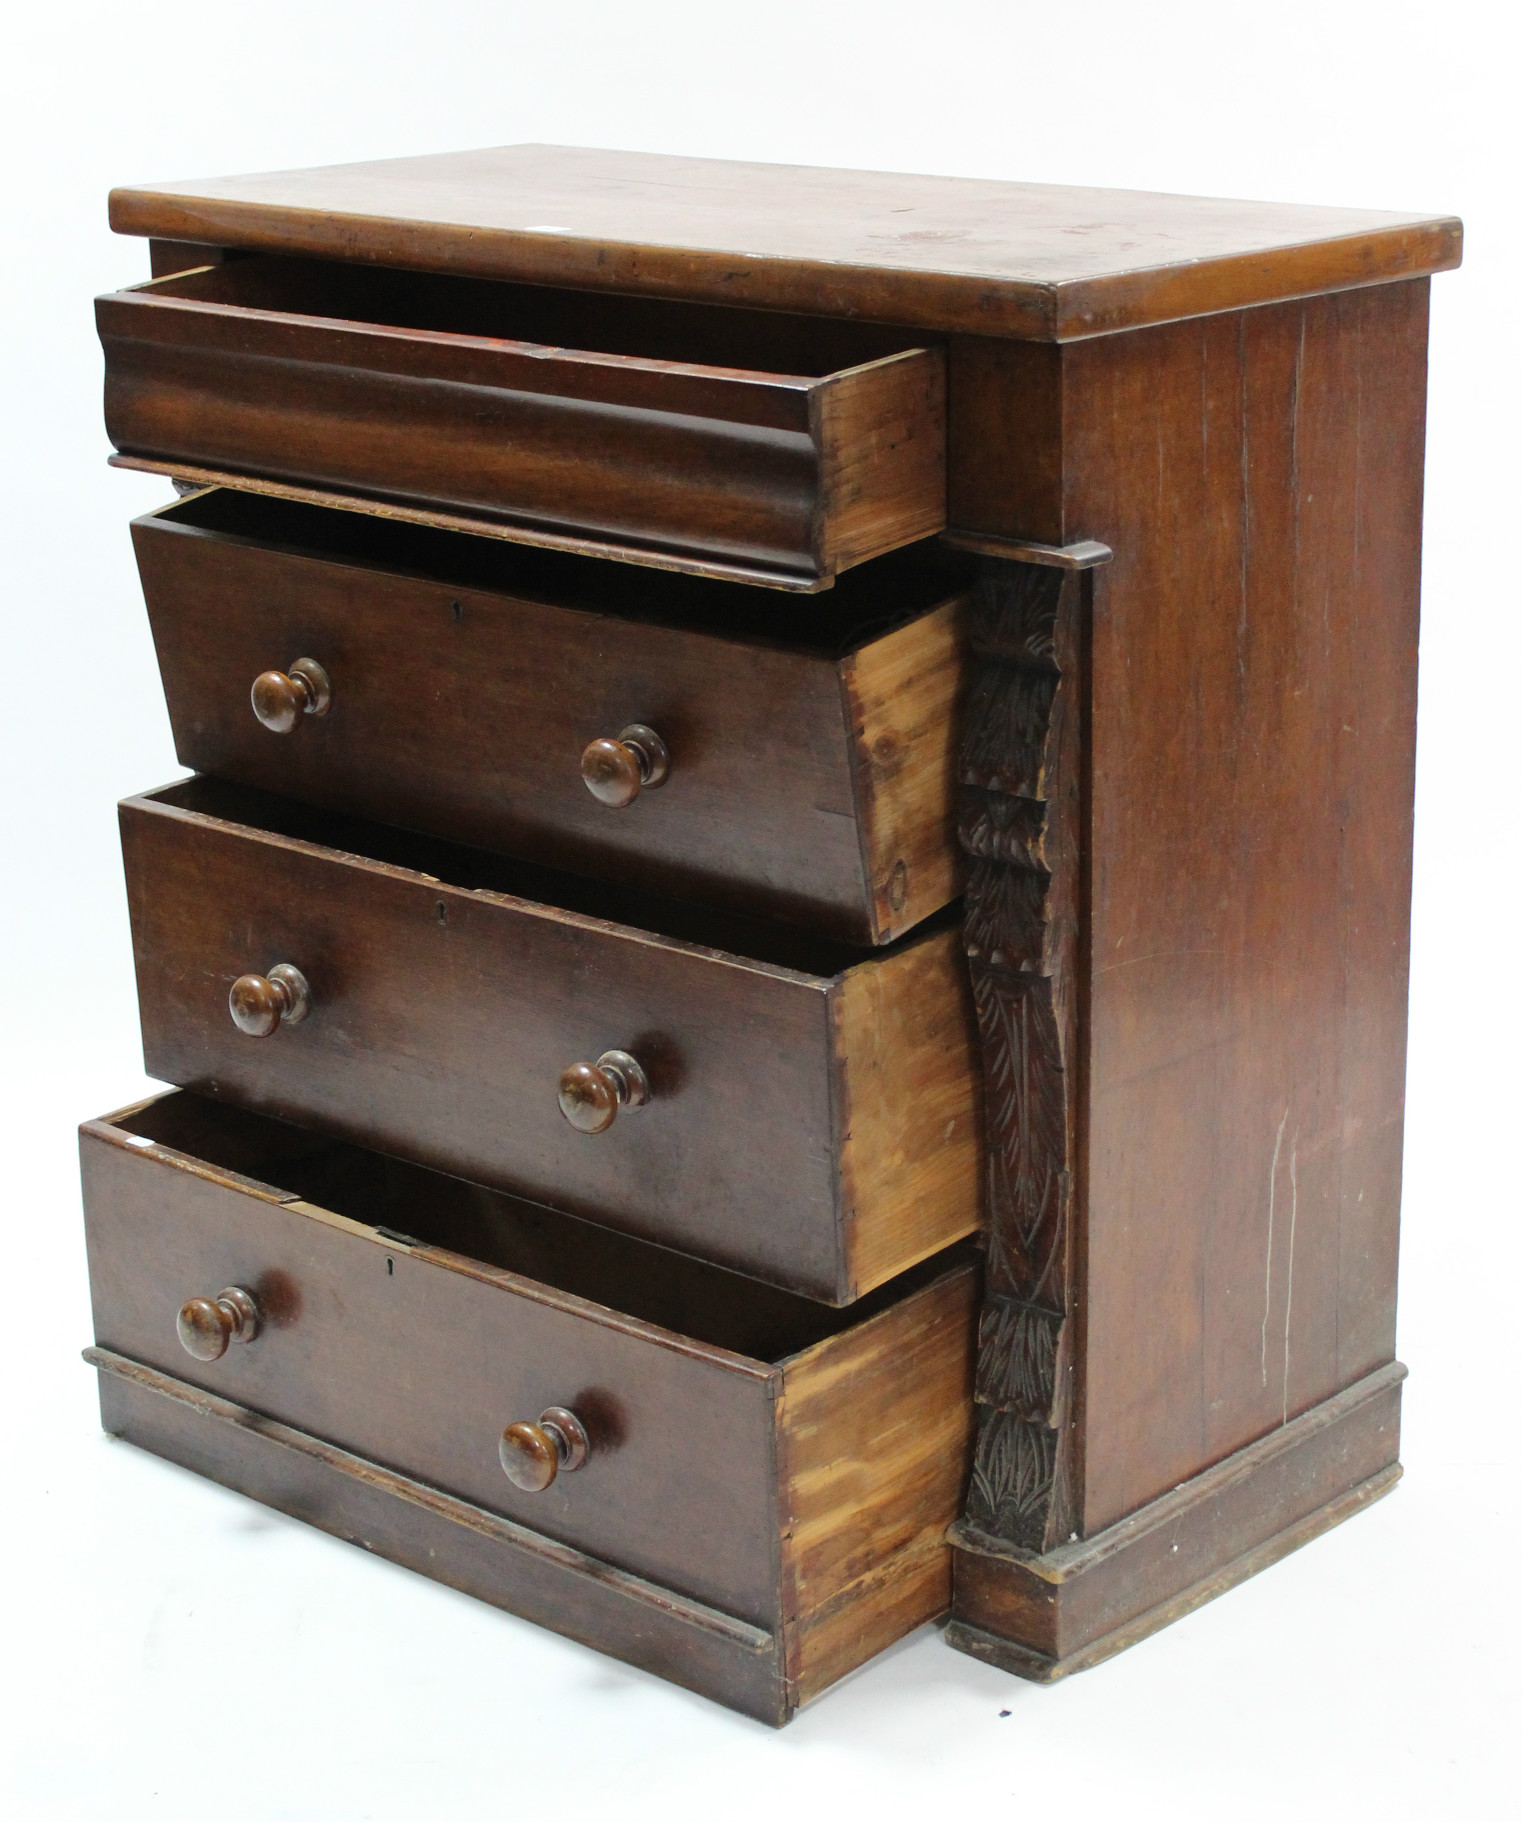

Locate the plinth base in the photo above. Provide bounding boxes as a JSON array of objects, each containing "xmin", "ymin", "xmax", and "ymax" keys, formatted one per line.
[{"xmin": 947, "ymin": 1360, "xmax": 1404, "ymax": 1682}]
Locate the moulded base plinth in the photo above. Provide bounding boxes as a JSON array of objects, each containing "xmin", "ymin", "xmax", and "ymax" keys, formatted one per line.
[{"xmin": 946, "ymin": 1360, "xmax": 1405, "ymax": 1682}]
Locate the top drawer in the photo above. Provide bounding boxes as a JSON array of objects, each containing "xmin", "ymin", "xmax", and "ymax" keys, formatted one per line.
[{"xmin": 97, "ymin": 256, "xmax": 947, "ymax": 591}]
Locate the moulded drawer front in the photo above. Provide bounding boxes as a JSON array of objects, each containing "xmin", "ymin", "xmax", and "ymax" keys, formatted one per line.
[
  {"xmin": 119, "ymin": 782, "xmax": 982, "ymax": 1304},
  {"xmin": 97, "ymin": 258, "xmax": 948, "ymax": 588},
  {"xmin": 132, "ymin": 492, "xmax": 968, "ymax": 946}
]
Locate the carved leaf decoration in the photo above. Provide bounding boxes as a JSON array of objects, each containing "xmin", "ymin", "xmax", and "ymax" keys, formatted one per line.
[
  {"xmin": 975, "ymin": 1296, "xmax": 1064, "ymax": 1423},
  {"xmin": 960, "ymin": 661, "xmax": 1059, "ymax": 798},
  {"xmin": 969, "ymin": 564, "xmax": 1063, "ymax": 669},
  {"xmin": 971, "ymin": 965, "xmax": 1068, "ymax": 1305},
  {"xmin": 957, "ymin": 786, "xmax": 1048, "ymax": 871},
  {"xmin": 965, "ymin": 1407, "xmax": 1057, "ymax": 1550},
  {"xmin": 957, "ymin": 556, "xmax": 1079, "ymax": 1555},
  {"xmin": 963, "ymin": 860, "xmax": 1049, "ymax": 969}
]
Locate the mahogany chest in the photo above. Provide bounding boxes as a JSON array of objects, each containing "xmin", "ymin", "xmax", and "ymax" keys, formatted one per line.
[{"xmin": 80, "ymin": 145, "xmax": 1460, "ymax": 1722}]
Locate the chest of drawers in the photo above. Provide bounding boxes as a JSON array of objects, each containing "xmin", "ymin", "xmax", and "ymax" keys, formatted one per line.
[{"xmin": 80, "ymin": 144, "xmax": 1460, "ymax": 1722}]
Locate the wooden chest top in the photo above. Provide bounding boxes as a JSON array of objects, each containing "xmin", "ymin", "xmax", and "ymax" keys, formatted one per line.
[{"xmin": 108, "ymin": 143, "xmax": 1461, "ymax": 340}]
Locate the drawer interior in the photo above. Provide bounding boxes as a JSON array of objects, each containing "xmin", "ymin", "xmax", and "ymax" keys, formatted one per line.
[
  {"xmin": 112, "ymin": 1092, "xmax": 967, "ymax": 1365},
  {"xmin": 156, "ymin": 486, "xmax": 971, "ymax": 655},
  {"xmin": 141, "ymin": 256, "xmax": 931, "ymax": 381},
  {"xmin": 146, "ymin": 774, "xmax": 956, "ymax": 973}
]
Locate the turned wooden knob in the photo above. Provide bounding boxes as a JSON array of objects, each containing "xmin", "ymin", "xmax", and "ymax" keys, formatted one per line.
[
  {"xmin": 499, "ymin": 1406, "xmax": 590, "ymax": 1492},
  {"xmin": 251, "ymin": 657, "xmax": 332, "ymax": 733},
  {"xmin": 557, "ymin": 1049, "xmax": 650, "ymax": 1134},
  {"xmin": 580, "ymin": 723, "xmax": 669, "ymax": 807},
  {"xmin": 229, "ymin": 962, "xmax": 311, "ymax": 1037},
  {"xmin": 176, "ymin": 1285, "xmax": 261, "ymax": 1361}
]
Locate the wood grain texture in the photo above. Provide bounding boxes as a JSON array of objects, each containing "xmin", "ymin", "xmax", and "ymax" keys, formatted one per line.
[
  {"xmin": 81, "ymin": 1093, "xmax": 980, "ymax": 1721},
  {"xmin": 942, "ymin": 283, "xmax": 1430, "ymax": 1609},
  {"xmin": 107, "ymin": 145, "xmax": 1461, "ymax": 340},
  {"xmin": 109, "ymin": 456, "xmax": 837, "ymax": 593},
  {"xmin": 80, "ymin": 1103, "xmax": 785, "ymax": 1622},
  {"xmin": 1065, "ymin": 281, "xmax": 1429, "ymax": 1531},
  {"xmin": 950, "ymin": 1361, "xmax": 1404, "ymax": 1678},
  {"xmin": 839, "ymin": 593, "xmax": 967, "ymax": 941},
  {"xmin": 92, "ymin": 1350, "xmax": 792, "ymax": 1724},
  {"xmin": 833, "ymin": 927, "xmax": 982, "ymax": 1298},
  {"xmin": 133, "ymin": 489, "xmax": 969, "ymax": 944},
  {"xmin": 777, "ymin": 1265, "xmax": 979, "ymax": 1702},
  {"xmin": 119, "ymin": 778, "xmax": 979, "ymax": 1302},
  {"xmin": 813, "ymin": 348, "xmax": 947, "ymax": 574},
  {"xmin": 97, "ymin": 257, "xmax": 946, "ymax": 585}
]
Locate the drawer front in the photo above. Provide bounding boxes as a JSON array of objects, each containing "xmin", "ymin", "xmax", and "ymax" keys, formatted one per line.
[
  {"xmin": 133, "ymin": 499, "xmax": 963, "ymax": 945},
  {"xmin": 123, "ymin": 788, "xmax": 839, "ymax": 1297},
  {"xmin": 98, "ymin": 260, "xmax": 947, "ymax": 587},
  {"xmin": 80, "ymin": 1114, "xmax": 784, "ymax": 1625}
]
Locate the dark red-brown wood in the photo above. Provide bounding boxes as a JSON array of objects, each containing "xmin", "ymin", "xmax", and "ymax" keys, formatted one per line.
[
  {"xmin": 98, "ymin": 256, "xmax": 946, "ymax": 587},
  {"xmin": 82, "ymin": 1089, "xmax": 979, "ymax": 1721},
  {"xmin": 85, "ymin": 147, "xmax": 1460, "ymax": 1701},
  {"xmin": 107, "ymin": 144, "xmax": 1461, "ymax": 341},
  {"xmin": 947, "ymin": 279, "xmax": 1433, "ymax": 1666},
  {"xmin": 130, "ymin": 488, "xmax": 970, "ymax": 943},
  {"xmin": 118, "ymin": 777, "xmax": 979, "ymax": 1303}
]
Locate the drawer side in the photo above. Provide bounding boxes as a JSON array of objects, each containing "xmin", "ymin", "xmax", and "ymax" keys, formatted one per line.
[
  {"xmin": 813, "ymin": 347, "xmax": 948, "ymax": 573},
  {"xmin": 832, "ymin": 926, "xmax": 983, "ymax": 1298},
  {"xmin": 776, "ymin": 1261, "xmax": 979, "ymax": 1706},
  {"xmin": 839, "ymin": 592, "xmax": 967, "ymax": 943}
]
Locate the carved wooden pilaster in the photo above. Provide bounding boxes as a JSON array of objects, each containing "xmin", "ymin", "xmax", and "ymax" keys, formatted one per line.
[{"xmin": 955, "ymin": 551, "xmax": 1095, "ymax": 1553}]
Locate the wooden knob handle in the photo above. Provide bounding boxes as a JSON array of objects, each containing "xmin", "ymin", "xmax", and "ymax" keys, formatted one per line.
[
  {"xmin": 499, "ymin": 1406, "xmax": 590, "ymax": 1492},
  {"xmin": 176, "ymin": 1285, "xmax": 261, "ymax": 1361},
  {"xmin": 581, "ymin": 723, "xmax": 670, "ymax": 808},
  {"xmin": 557, "ymin": 1049, "xmax": 650, "ymax": 1134},
  {"xmin": 229, "ymin": 962, "xmax": 311, "ymax": 1037},
  {"xmin": 251, "ymin": 657, "xmax": 332, "ymax": 733}
]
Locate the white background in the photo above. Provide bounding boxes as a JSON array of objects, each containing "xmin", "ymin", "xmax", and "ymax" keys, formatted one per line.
[{"xmin": 2, "ymin": 4, "xmax": 1517, "ymax": 1817}]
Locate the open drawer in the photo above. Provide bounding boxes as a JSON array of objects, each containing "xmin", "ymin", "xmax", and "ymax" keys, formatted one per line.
[
  {"xmin": 120, "ymin": 777, "xmax": 981, "ymax": 1303},
  {"xmin": 133, "ymin": 488, "xmax": 968, "ymax": 944},
  {"xmin": 81, "ymin": 1091, "xmax": 979, "ymax": 1723},
  {"xmin": 97, "ymin": 256, "xmax": 947, "ymax": 590}
]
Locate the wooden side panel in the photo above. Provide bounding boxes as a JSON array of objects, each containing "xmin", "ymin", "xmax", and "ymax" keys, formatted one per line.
[
  {"xmin": 813, "ymin": 348, "xmax": 947, "ymax": 574},
  {"xmin": 947, "ymin": 338, "xmax": 1065, "ymax": 544},
  {"xmin": 832, "ymin": 927, "xmax": 982, "ymax": 1298},
  {"xmin": 80, "ymin": 1121, "xmax": 784, "ymax": 1624},
  {"xmin": 93, "ymin": 1352, "xmax": 790, "ymax": 1725},
  {"xmin": 778, "ymin": 1262, "xmax": 979, "ymax": 1705},
  {"xmin": 839, "ymin": 594, "xmax": 967, "ymax": 944},
  {"xmin": 1065, "ymin": 283, "xmax": 1428, "ymax": 1530}
]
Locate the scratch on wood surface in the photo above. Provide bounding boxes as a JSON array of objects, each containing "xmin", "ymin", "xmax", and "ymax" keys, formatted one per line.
[
  {"xmin": 1282, "ymin": 1134, "xmax": 1299, "ymax": 1425},
  {"xmin": 1261, "ymin": 1107, "xmax": 1289, "ymax": 1388}
]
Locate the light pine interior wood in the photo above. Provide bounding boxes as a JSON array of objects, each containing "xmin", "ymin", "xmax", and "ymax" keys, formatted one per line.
[
  {"xmin": 777, "ymin": 1263, "xmax": 978, "ymax": 1702},
  {"xmin": 832, "ymin": 926, "xmax": 983, "ymax": 1298},
  {"xmin": 841, "ymin": 592, "xmax": 968, "ymax": 942}
]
